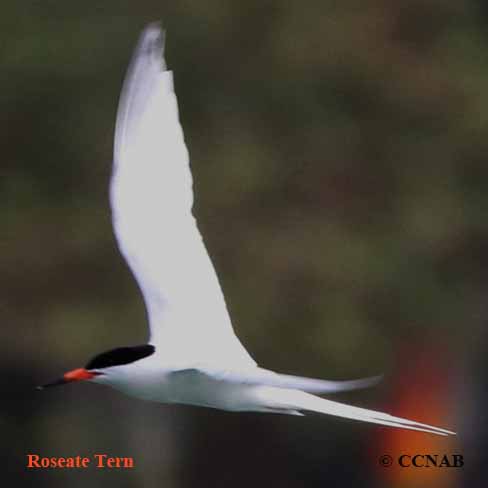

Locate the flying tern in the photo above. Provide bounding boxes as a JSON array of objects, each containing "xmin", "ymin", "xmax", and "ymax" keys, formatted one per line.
[{"xmin": 39, "ymin": 24, "xmax": 455, "ymax": 437}]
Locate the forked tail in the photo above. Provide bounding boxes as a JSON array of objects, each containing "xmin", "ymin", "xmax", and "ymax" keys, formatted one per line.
[{"xmin": 255, "ymin": 386, "xmax": 455, "ymax": 436}]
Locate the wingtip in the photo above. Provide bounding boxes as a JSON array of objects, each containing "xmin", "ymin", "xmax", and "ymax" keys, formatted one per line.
[
  {"xmin": 361, "ymin": 374, "xmax": 384, "ymax": 388},
  {"xmin": 139, "ymin": 22, "xmax": 166, "ymax": 58},
  {"xmin": 142, "ymin": 21, "xmax": 164, "ymax": 40}
]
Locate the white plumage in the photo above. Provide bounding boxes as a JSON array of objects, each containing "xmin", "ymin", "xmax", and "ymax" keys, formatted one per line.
[
  {"xmin": 43, "ymin": 24, "xmax": 455, "ymax": 437},
  {"xmin": 110, "ymin": 25, "xmax": 255, "ymax": 368}
]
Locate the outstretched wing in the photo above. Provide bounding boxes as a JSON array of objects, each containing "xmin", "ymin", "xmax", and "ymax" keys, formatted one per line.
[
  {"xmin": 110, "ymin": 24, "xmax": 255, "ymax": 368},
  {"xmin": 171, "ymin": 367, "xmax": 382, "ymax": 394}
]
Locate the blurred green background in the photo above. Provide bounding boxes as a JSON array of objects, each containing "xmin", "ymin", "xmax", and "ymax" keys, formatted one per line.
[{"xmin": 3, "ymin": 1, "xmax": 488, "ymax": 487}]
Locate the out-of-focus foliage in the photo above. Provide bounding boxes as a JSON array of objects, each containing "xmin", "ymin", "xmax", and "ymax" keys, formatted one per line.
[{"xmin": 3, "ymin": 1, "xmax": 488, "ymax": 487}]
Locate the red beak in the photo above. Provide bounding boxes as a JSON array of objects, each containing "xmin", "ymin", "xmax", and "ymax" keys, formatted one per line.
[{"xmin": 37, "ymin": 368, "xmax": 97, "ymax": 389}]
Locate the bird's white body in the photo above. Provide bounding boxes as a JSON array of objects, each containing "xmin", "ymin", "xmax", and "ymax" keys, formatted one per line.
[
  {"xmin": 95, "ymin": 363, "xmax": 272, "ymax": 411},
  {"xmin": 55, "ymin": 24, "xmax": 455, "ymax": 437},
  {"xmin": 94, "ymin": 359, "xmax": 371, "ymax": 414}
]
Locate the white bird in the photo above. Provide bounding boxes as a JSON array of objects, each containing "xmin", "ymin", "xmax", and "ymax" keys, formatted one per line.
[{"xmin": 39, "ymin": 24, "xmax": 455, "ymax": 437}]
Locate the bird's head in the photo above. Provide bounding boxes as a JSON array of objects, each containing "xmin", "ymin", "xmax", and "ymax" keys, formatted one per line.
[{"xmin": 37, "ymin": 344, "xmax": 155, "ymax": 389}]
